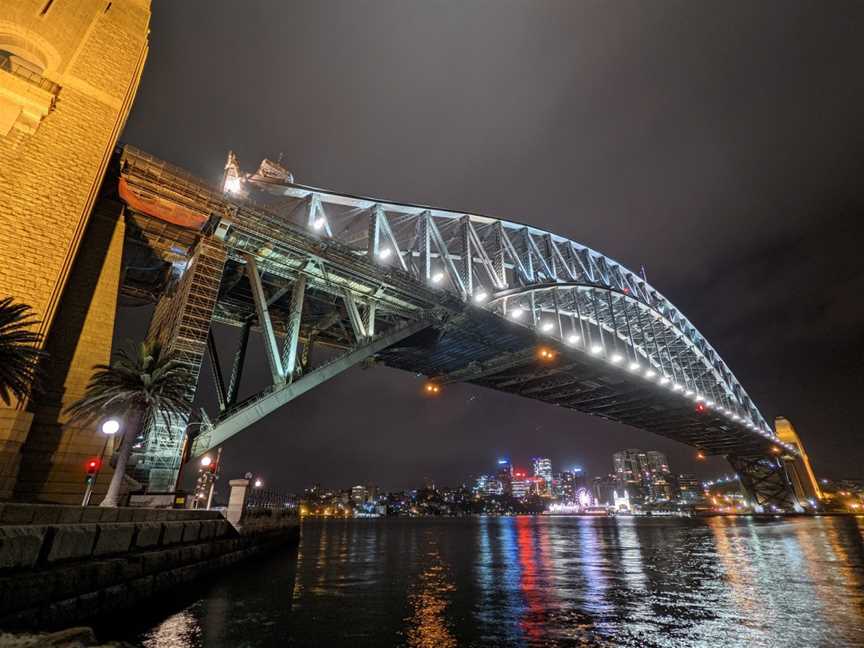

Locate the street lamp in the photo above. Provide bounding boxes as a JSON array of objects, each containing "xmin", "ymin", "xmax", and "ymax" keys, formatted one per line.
[
  {"xmin": 83, "ymin": 419, "xmax": 121, "ymax": 506},
  {"xmin": 254, "ymin": 478, "xmax": 263, "ymax": 488},
  {"xmin": 102, "ymin": 419, "xmax": 120, "ymax": 436}
]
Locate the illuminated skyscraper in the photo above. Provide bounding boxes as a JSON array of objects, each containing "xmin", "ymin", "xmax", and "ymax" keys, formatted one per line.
[
  {"xmin": 496, "ymin": 459, "xmax": 513, "ymax": 495},
  {"xmin": 532, "ymin": 457, "xmax": 552, "ymax": 494}
]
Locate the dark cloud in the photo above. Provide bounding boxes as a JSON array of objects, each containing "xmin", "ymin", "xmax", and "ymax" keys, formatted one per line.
[{"xmin": 119, "ymin": 0, "xmax": 864, "ymax": 490}]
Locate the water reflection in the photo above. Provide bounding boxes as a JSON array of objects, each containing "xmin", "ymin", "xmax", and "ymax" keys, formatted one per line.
[
  {"xmin": 122, "ymin": 516, "xmax": 864, "ymax": 648},
  {"xmin": 404, "ymin": 531, "xmax": 457, "ymax": 648}
]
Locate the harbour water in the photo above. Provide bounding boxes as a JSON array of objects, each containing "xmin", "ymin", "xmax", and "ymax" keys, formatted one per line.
[{"xmin": 109, "ymin": 516, "xmax": 864, "ymax": 647}]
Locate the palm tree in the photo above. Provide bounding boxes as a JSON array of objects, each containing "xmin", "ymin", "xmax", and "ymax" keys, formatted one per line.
[
  {"xmin": 66, "ymin": 341, "xmax": 194, "ymax": 507},
  {"xmin": 0, "ymin": 297, "xmax": 43, "ymax": 406}
]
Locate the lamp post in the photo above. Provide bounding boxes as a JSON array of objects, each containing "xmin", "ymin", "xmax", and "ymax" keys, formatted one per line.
[
  {"xmin": 194, "ymin": 447, "xmax": 222, "ymax": 509},
  {"xmin": 82, "ymin": 419, "xmax": 120, "ymax": 506}
]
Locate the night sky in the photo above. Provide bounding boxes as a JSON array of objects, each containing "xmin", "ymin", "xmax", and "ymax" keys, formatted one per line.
[{"xmin": 119, "ymin": 0, "xmax": 864, "ymax": 491}]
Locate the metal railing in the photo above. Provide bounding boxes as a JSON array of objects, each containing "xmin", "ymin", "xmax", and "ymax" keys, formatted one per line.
[
  {"xmin": 0, "ymin": 53, "xmax": 60, "ymax": 94},
  {"xmin": 244, "ymin": 487, "xmax": 296, "ymax": 518}
]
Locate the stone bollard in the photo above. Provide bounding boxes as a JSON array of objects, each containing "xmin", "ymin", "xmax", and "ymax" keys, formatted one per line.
[{"xmin": 226, "ymin": 479, "xmax": 250, "ymax": 529}]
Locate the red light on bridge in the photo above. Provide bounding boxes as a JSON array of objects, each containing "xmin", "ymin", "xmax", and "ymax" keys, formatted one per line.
[
  {"xmin": 85, "ymin": 458, "xmax": 101, "ymax": 474},
  {"xmin": 695, "ymin": 402, "xmax": 706, "ymax": 413}
]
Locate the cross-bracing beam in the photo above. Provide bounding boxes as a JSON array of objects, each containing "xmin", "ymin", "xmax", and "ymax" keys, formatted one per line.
[{"xmin": 191, "ymin": 317, "xmax": 432, "ymax": 456}]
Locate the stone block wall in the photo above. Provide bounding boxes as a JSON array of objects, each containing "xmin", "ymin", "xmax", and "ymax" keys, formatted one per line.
[
  {"xmin": 0, "ymin": 504, "xmax": 298, "ymax": 631},
  {"xmin": 0, "ymin": 0, "xmax": 151, "ymax": 499}
]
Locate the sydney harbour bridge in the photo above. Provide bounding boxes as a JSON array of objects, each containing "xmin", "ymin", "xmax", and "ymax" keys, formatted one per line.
[{"xmin": 112, "ymin": 146, "xmax": 799, "ymax": 510}]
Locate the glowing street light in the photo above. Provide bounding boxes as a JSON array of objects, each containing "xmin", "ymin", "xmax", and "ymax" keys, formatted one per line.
[
  {"xmin": 378, "ymin": 247, "xmax": 392, "ymax": 259},
  {"xmin": 510, "ymin": 308, "xmax": 525, "ymax": 320},
  {"xmin": 101, "ymin": 419, "xmax": 120, "ymax": 436},
  {"xmin": 200, "ymin": 455, "xmax": 212, "ymax": 467},
  {"xmin": 473, "ymin": 291, "xmax": 488, "ymax": 303},
  {"xmin": 254, "ymin": 478, "xmax": 263, "ymax": 488},
  {"xmin": 431, "ymin": 272, "xmax": 444, "ymax": 284}
]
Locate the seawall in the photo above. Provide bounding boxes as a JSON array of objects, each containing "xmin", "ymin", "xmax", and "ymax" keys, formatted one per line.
[{"xmin": 0, "ymin": 503, "xmax": 298, "ymax": 631}]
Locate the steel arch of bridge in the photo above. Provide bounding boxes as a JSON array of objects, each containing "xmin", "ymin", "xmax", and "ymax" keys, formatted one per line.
[
  {"xmin": 231, "ymin": 161, "xmax": 778, "ymax": 442},
  {"xmin": 116, "ymin": 147, "xmax": 798, "ymax": 504}
]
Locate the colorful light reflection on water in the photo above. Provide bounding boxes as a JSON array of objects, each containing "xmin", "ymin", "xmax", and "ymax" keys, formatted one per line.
[{"xmin": 117, "ymin": 516, "xmax": 864, "ymax": 647}]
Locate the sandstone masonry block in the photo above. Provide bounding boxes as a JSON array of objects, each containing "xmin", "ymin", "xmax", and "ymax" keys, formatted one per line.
[
  {"xmin": 133, "ymin": 522, "xmax": 162, "ymax": 549},
  {"xmin": 181, "ymin": 521, "xmax": 201, "ymax": 543},
  {"xmin": 92, "ymin": 523, "xmax": 134, "ymax": 556},
  {"xmin": 161, "ymin": 522, "xmax": 184, "ymax": 546},
  {"xmin": 46, "ymin": 525, "xmax": 98, "ymax": 563},
  {"xmin": 0, "ymin": 525, "xmax": 48, "ymax": 570}
]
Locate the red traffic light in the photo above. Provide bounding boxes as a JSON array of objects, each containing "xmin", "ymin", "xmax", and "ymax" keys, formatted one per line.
[{"xmin": 86, "ymin": 458, "xmax": 101, "ymax": 474}]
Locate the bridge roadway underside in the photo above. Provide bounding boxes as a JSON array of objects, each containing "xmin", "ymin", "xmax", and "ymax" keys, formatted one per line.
[{"xmin": 112, "ymin": 145, "xmax": 797, "ymax": 509}]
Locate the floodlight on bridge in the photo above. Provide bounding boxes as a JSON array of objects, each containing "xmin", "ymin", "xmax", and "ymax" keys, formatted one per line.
[
  {"xmin": 431, "ymin": 272, "xmax": 444, "ymax": 284},
  {"xmin": 312, "ymin": 216, "xmax": 327, "ymax": 230},
  {"xmin": 511, "ymin": 308, "xmax": 525, "ymax": 320},
  {"xmin": 610, "ymin": 353, "xmax": 623, "ymax": 364},
  {"xmin": 590, "ymin": 344, "xmax": 603, "ymax": 355},
  {"xmin": 658, "ymin": 376, "xmax": 669, "ymax": 385},
  {"xmin": 567, "ymin": 334, "xmax": 581, "ymax": 345},
  {"xmin": 673, "ymin": 383, "xmax": 683, "ymax": 391},
  {"xmin": 473, "ymin": 291, "xmax": 488, "ymax": 303},
  {"xmin": 541, "ymin": 321, "xmax": 554, "ymax": 332},
  {"xmin": 645, "ymin": 369, "xmax": 656, "ymax": 379},
  {"xmin": 378, "ymin": 247, "xmax": 392, "ymax": 259},
  {"xmin": 628, "ymin": 361, "xmax": 640, "ymax": 372}
]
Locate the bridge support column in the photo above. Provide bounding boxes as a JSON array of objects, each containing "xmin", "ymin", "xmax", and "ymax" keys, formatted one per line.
[
  {"xmin": 728, "ymin": 454, "xmax": 800, "ymax": 512},
  {"xmin": 12, "ymin": 202, "xmax": 126, "ymax": 504},
  {"xmin": 134, "ymin": 238, "xmax": 227, "ymax": 493}
]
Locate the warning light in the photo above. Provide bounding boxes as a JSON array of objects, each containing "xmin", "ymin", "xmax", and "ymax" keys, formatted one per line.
[
  {"xmin": 695, "ymin": 402, "xmax": 706, "ymax": 413},
  {"xmin": 86, "ymin": 458, "xmax": 101, "ymax": 474},
  {"xmin": 537, "ymin": 347, "xmax": 556, "ymax": 361},
  {"xmin": 623, "ymin": 287, "xmax": 630, "ymax": 295}
]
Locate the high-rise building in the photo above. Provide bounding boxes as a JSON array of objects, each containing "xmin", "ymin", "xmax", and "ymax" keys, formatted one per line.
[
  {"xmin": 496, "ymin": 459, "xmax": 513, "ymax": 495},
  {"xmin": 613, "ymin": 449, "xmax": 673, "ymax": 502},
  {"xmin": 351, "ymin": 485, "xmax": 368, "ymax": 504},
  {"xmin": 532, "ymin": 457, "xmax": 553, "ymax": 486},
  {"xmin": 677, "ymin": 474, "xmax": 701, "ymax": 502},
  {"xmin": 613, "ymin": 449, "xmax": 648, "ymax": 499},
  {"xmin": 593, "ymin": 475, "xmax": 617, "ymax": 506}
]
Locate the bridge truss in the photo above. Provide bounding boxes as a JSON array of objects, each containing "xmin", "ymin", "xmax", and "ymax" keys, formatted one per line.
[{"xmin": 115, "ymin": 146, "xmax": 800, "ymax": 509}]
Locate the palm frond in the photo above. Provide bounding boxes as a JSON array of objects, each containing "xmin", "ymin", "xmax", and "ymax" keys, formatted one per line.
[
  {"xmin": 66, "ymin": 340, "xmax": 195, "ymax": 437},
  {"xmin": 0, "ymin": 296, "xmax": 44, "ymax": 405}
]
